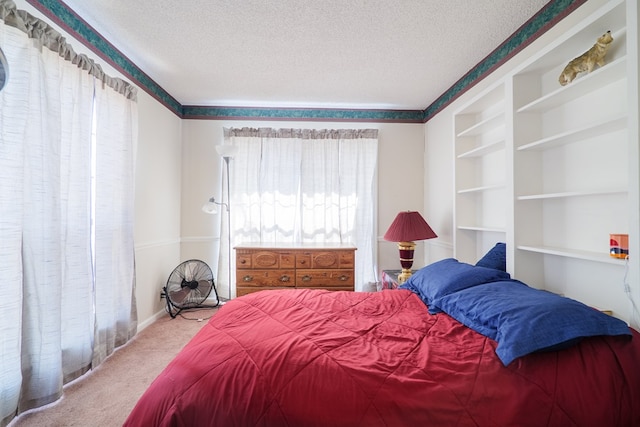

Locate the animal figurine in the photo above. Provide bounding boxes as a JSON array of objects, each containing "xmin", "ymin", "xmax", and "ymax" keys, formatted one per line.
[{"xmin": 558, "ymin": 30, "xmax": 613, "ymax": 86}]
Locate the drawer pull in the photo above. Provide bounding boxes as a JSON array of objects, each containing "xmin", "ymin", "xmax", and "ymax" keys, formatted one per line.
[
  {"xmin": 339, "ymin": 275, "xmax": 349, "ymax": 281},
  {"xmin": 242, "ymin": 275, "xmax": 253, "ymax": 282},
  {"xmin": 301, "ymin": 275, "xmax": 312, "ymax": 282},
  {"xmin": 240, "ymin": 259, "xmax": 247, "ymax": 264},
  {"xmin": 280, "ymin": 275, "xmax": 291, "ymax": 283}
]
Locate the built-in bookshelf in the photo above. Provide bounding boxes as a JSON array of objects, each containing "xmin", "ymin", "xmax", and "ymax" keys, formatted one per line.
[
  {"xmin": 453, "ymin": 82, "xmax": 507, "ymax": 264},
  {"xmin": 452, "ymin": 0, "xmax": 639, "ymax": 318}
]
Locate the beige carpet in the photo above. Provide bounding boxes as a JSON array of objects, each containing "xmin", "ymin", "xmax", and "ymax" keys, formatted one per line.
[{"xmin": 10, "ymin": 308, "xmax": 217, "ymax": 427}]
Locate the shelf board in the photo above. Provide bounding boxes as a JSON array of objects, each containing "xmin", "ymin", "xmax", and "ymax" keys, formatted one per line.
[
  {"xmin": 458, "ymin": 138, "xmax": 506, "ymax": 158},
  {"xmin": 457, "ymin": 225, "xmax": 506, "ymax": 233},
  {"xmin": 517, "ymin": 245, "xmax": 626, "ymax": 265},
  {"xmin": 516, "ymin": 56, "xmax": 627, "ymax": 113},
  {"xmin": 517, "ymin": 188, "xmax": 627, "ymax": 200},
  {"xmin": 517, "ymin": 114, "xmax": 627, "ymax": 151},
  {"xmin": 458, "ymin": 184, "xmax": 506, "ymax": 194},
  {"xmin": 456, "ymin": 111, "xmax": 504, "ymax": 137}
]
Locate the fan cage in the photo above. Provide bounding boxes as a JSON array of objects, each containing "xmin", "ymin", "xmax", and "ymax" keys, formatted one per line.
[{"xmin": 162, "ymin": 259, "xmax": 219, "ymax": 318}]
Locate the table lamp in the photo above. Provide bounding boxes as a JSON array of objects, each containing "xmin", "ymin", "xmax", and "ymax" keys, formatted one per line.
[{"xmin": 383, "ymin": 211, "xmax": 437, "ymax": 283}]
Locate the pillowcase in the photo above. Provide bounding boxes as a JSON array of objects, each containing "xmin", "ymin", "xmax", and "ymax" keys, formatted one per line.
[
  {"xmin": 399, "ymin": 258, "xmax": 510, "ymax": 313},
  {"xmin": 432, "ymin": 280, "xmax": 632, "ymax": 366},
  {"xmin": 475, "ymin": 242, "xmax": 506, "ymax": 271}
]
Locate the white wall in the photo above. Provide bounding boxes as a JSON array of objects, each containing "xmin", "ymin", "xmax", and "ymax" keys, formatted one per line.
[
  {"xmin": 134, "ymin": 94, "xmax": 182, "ymax": 326},
  {"xmin": 181, "ymin": 119, "xmax": 425, "ymax": 299}
]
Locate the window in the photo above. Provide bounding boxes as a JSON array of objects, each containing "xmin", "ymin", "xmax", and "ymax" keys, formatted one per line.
[{"xmin": 220, "ymin": 127, "xmax": 378, "ymax": 293}]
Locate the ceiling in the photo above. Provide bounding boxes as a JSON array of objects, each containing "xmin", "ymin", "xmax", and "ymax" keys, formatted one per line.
[{"xmin": 58, "ymin": 0, "xmax": 551, "ymax": 111}]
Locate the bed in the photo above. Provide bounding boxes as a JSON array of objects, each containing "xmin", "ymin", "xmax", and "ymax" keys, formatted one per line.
[{"xmin": 124, "ymin": 255, "xmax": 640, "ymax": 427}]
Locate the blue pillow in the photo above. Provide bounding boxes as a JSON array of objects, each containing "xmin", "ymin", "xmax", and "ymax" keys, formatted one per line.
[
  {"xmin": 432, "ymin": 280, "xmax": 632, "ymax": 366},
  {"xmin": 399, "ymin": 258, "xmax": 510, "ymax": 313},
  {"xmin": 475, "ymin": 242, "xmax": 506, "ymax": 271}
]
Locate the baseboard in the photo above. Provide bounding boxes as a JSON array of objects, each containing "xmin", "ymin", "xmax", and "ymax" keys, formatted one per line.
[
  {"xmin": 137, "ymin": 297, "xmax": 226, "ymax": 333},
  {"xmin": 137, "ymin": 309, "xmax": 167, "ymax": 332}
]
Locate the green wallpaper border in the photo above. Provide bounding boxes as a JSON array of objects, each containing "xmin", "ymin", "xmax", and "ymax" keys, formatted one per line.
[
  {"xmin": 182, "ymin": 106, "xmax": 424, "ymax": 122},
  {"xmin": 26, "ymin": 0, "xmax": 584, "ymax": 123}
]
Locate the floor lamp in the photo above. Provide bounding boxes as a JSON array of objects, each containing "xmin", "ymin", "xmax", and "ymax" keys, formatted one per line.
[{"xmin": 202, "ymin": 144, "xmax": 238, "ymax": 301}]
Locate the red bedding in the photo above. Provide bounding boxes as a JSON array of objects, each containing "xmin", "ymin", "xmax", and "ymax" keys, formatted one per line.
[{"xmin": 124, "ymin": 289, "xmax": 640, "ymax": 427}]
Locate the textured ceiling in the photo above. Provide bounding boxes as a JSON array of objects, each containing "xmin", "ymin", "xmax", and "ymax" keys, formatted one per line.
[{"xmin": 58, "ymin": 0, "xmax": 550, "ymax": 110}]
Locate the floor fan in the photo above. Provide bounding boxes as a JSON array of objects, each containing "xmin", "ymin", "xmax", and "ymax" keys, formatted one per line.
[{"xmin": 161, "ymin": 259, "xmax": 219, "ymax": 318}]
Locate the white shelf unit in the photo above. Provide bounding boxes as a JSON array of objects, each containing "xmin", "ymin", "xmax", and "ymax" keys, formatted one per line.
[
  {"xmin": 512, "ymin": 0, "xmax": 628, "ymax": 302},
  {"xmin": 453, "ymin": 82, "xmax": 508, "ymax": 264},
  {"xmin": 451, "ymin": 0, "xmax": 639, "ymax": 320}
]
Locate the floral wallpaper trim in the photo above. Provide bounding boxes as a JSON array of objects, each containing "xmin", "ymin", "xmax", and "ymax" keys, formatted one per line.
[{"xmin": 182, "ymin": 106, "xmax": 424, "ymax": 122}]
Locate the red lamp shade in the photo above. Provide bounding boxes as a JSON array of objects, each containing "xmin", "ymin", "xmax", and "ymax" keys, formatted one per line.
[
  {"xmin": 384, "ymin": 211, "xmax": 437, "ymax": 242},
  {"xmin": 384, "ymin": 211, "xmax": 437, "ymax": 283}
]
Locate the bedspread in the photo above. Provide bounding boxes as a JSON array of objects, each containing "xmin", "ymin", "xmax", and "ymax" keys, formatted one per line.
[{"xmin": 124, "ymin": 289, "xmax": 640, "ymax": 427}]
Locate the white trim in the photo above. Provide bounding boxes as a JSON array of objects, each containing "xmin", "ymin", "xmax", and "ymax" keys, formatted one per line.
[
  {"xmin": 429, "ymin": 240, "xmax": 453, "ymax": 250},
  {"xmin": 134, "ymin": 238, "xmax": 180, "ymax": 251},
  {"xmin": 180, "ymin": 236, "xmax": 222, "ymax": 243},
  {"xmin": 134, "ymin": 236, "xmax": 225, "ymax": 251},
  {"xmin": 136, "ymin": 308, "xmax": 167, "ymax": 332}
]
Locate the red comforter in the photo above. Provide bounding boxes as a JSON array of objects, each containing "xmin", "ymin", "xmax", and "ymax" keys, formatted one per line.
[{"xmin": 125, "ymin": 289, "xmax": 640, "ymax": 426}]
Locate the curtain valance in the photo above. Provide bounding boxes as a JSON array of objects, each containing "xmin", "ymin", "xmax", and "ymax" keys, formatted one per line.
[
  {"xmin": 0, "ymin": 0, "xmax": 137, "ymax": 100},
  {"xmin": 224, "ymin": 127, "xmax": 378, "ymax": 140}
]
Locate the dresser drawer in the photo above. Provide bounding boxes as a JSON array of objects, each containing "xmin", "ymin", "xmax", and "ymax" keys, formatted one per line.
[
  {"xmin": 236, "ymin": 250, "xmax": 295, "ymax": 269},
  {"xmin": 296, "ymin": 269, "xmax": 354, "ymax": 288},
  {"xmin": 237, "ymin": 269, "xmax": 295, "ymax": 288},
  {"xmin": 296, "ymin": 250, "xmax": 355, "ymax": 269}
]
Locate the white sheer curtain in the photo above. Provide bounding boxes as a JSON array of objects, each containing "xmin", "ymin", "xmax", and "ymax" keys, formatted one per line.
[
  {"xmin": 222, "ymin": 128, "xmax": 378, "ymax": 293},
  {"xmin": 92, "ymin": 82, "xmax": 138, "ymax": 366},
  {"xmin": 0, "ymin": 2, "xmax": 137, "ymax": 424}
]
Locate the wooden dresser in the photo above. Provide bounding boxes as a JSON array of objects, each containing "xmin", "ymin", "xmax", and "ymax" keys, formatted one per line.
[{"xmin": 235, "ymin": 243, "xmax": 356, "ymax": 297}]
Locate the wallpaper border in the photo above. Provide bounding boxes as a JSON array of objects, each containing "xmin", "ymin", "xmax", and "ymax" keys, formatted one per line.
[
  {"xmin": 181, "ymin": 106, "xmax": 424, "ymax": 122},
  {"xmin": 26, "ymin": 0, "xmax": 585, "ymax": 123}
]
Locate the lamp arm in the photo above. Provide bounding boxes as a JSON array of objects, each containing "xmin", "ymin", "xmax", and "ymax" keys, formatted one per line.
[{"xmin": 205, "ymin": 196, "xmax": 229, "ymax": 211}]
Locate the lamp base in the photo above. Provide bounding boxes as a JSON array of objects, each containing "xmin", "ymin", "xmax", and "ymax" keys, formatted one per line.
[
  {"xmin": 396, "ymin": 241, "xmax": 416, "ymax": 283},
  {"xmin": 398, "ymin": 269, "xmax": 413, "ymax": 284}
]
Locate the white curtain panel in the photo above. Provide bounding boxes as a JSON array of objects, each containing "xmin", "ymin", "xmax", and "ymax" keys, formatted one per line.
[
  {"xmin": 222, "ymin": 128, "xmax": 378, "ymax": 293},
  {"xmin": 58, "ymin": 48, "xmax": 96, "ymax": 386},
  {"xmin": 0, "ymin": 23, "xmax": 30, "ymax": 424},
  {"xmin": 92, "ymin": 84, "xmax": 138, "ymax": 367},
  {"xmin": 0, "ymin": 22, "xmax": 95, "ymax": 419}
]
